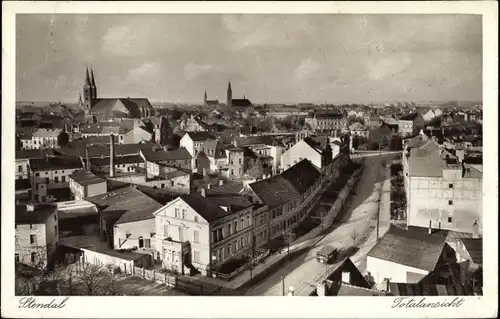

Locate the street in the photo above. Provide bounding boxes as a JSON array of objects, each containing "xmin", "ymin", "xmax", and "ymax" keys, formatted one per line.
[{"xmin": 246, "ymin": 155, "xmax": 392, "ymax": 296}]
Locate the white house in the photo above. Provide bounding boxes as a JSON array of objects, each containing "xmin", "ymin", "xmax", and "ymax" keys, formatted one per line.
[
  {"xmin": 280, "ymin": 137, "xmax": 332, "ymax": 171},
  {"xmin": 179, "ymin": 132, "xmax": 214, "ymax": 172},
  {"xmin": 366, "ymin": 226, "xmax": 452, "ymax": 289}
]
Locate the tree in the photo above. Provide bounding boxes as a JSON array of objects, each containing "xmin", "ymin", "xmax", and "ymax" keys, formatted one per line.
[{"xmin": 57, "ymin": 131, "xmax": 70, "ymax": 148}]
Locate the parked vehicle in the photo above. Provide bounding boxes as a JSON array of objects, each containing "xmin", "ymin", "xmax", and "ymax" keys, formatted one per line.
[{"xmin": 316, "ymin": 245, "xmax": 338, "ymax": 264}]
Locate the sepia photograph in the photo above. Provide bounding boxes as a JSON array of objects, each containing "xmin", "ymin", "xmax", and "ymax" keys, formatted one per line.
[{"xmin": 2, "ymin": 1, "xmax": 498, "ymax": 318}]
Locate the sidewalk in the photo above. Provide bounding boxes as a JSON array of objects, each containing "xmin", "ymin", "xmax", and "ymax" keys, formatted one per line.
[{"xmin": 184, "ymin": 168, "xmax": 357, "ymax": 291}]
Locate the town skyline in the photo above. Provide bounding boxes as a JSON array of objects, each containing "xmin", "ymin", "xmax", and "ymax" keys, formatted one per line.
[{"xmin": 17, "ymin": 14, "xmax": 482, "ymax": 104}]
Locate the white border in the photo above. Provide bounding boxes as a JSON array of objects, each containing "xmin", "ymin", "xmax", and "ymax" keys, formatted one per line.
[{"xmin": 2, "ymin": 2, "xmax": 498, "ymax": 318}]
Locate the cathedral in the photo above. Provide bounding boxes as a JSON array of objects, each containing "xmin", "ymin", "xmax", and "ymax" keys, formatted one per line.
[
  {"xmin": 78, "ymin": 65, "xmax": 155, "ymax": 122},
  {"xmin": 203, "ymin": 81, "xmax": 252, "ymax": 108}
]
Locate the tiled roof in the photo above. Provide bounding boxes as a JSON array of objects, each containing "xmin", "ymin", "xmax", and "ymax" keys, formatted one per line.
[
  {"xmin": 30, "ymin": 156, "xmax": 83, "ymax": 171},
  {"xmin": 231, "ymin": 98, "xmax": 252, "ymax": 107},
  {"xmin": 88, "ymin": 187, "xmax": 162, "ymax": 225},
  {"xmin": 68, "ymin": 169, "xmax": 106, "ymax": 186},
  {"xmin": 461, "ymin": 238, "xmax": 482, "ymax": 264},
  {"xmin": 16, "ymin": 149, "xmax": 56, "ymax": 160},
  {"xmin": 250, "ymin": 159, "xmax": 319, "ymax": 209},
  {"xmin": 407, "ymin": 140, "xmax": 460, "ymax": 178},
  {"xmin": 302, "ymin": 137, "xmax": 326, "ymax": 154},
  {"xmin": 367, "ymin": 226, "xmax": 448, "ymax": 272},
  {"xmin": 16, "ymin": 204, "xmax": 56, "ymax": 224},
  {"xmin": 185, "ymin": 131, "xmax": 214, "ymax": 141},
  {"xmin": 206, "ymin": 181, "xmax": 244, "ymax": 196},
  {"xmin": 88, "ymin": 154, "xmax": 143, "ymax": 167},
  {"xmin": 90, "ymin": 98, "xmax": 154, "ymax": 120},
  {"xmin": 57, "ymin": 143, "xmax": 154, "ymax": 158},
  {"xmin": 141, "ymin": 147, "xmax": 192, "ymax": 162},
  {"xmin": 179, "ymin": 193, "xmax": 231, "ymax": 222}
]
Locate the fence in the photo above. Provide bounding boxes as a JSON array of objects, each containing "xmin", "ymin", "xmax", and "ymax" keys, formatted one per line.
[
  {"xmin": 122, "ymin": 266, "xmax": 177, "ymax": 287},
  {"xmin": 214, "ymin": 249, "xmax": 271, "ymax": 281}
]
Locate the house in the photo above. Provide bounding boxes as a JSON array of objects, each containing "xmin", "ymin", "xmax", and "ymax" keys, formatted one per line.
[
  {"xmin": 349, "ymin": 122, "xmax": 369, "ymax": 139},
  {"xmin": 249, "ymin": 159, "xmax": 322, "ymax": 241},
  {"xmin": 140, "ymin": 147, "xmax": 192, "ymax": 172},
  {"xmin": 31, "ymin": 128, "xmax": 62, "ymax": 149},
  {"xmin": 179, "ymin": 114, "xmax": 207, "ymax": 132},
  {"xmin": 152, "ymin": 190, "xmax": 264, "ymax": 276},
  {"xmin": 312, "ymin": 258, "xmax": 386, "ymax": 296},
  {"xmin": 280, "ymin": 137, "xmax": 333, "ymax": 171},
  {"xmin": 29, "ymin": 156, "xmax": 83, "ymax": 203},
  {"xmin": 88, "ymin": 186, "xmax": 163, "ymax": 253},
  {"xmin": 68, "ymin": 169, "xmax": 107, "ymax": 200},
  {"xmin": 88, "ymin": 154, "xmax": 145, "ymax": 174},
  {"xmin": 150, "ymin": 116, "xmax": 173, "ymax": 146},
  {"xmin": 179, "ymin": 131, "xmax": 214, "ymax": 171},
  {"xmin": 19, "ymin": 132, "xmax": 35, "ymax": 150},
  {"xmin": 198, "ymin": 139, "xmax": 228, "ymax": 174},
  {"xmin": 398, "ymin": 113, "xmax": 425, "ymax": 137},
  {"xmin": 366, "ymin": 226, "xmax": 456, "ymax": 288},
  {"xmin": 122, "ymin": 125, "xmax": 153, "ymax": 144},
  {"xmin": 403, "ymin": 140, "xmax": 482, "ymax": 234},
  {"xmin": 15, "ymin": 204, "xmax": 59, "ymax": 269},
  {"xmin": 422, "ymin": 109, "xmax": 437, "ymax": 122},
  {"xmin": 363, "ymin": 113, "xmax": 382, "ymax": 128}
]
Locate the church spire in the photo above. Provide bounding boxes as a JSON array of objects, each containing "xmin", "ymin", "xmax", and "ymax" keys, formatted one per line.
[
  {"xmin": 90, "ymin": 67, "xmax": 96, "ymax": 87},
  {"xmin": 90, "ymin": 66, "xmax": 97, "ymax": 99},
  {"xmin": 204, "ymin": 89, "xmax": 207, "ymax": 106},
  {"xmin": 227, "ymin": 80, "xmax": 232, "ymax": 108},
  {"xmin": 85, "ymin": 64, "xmax": 91, "ymax": 86}
]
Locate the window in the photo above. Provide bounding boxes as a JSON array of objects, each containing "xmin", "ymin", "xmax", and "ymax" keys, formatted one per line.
[
  {"xmin": 30, "ymin": 235, "xmax": 36, "ymax": 244},
  {"xmin": 15, "ymin": 254, "xmax": 20, "ymax": 263},
  {"xmin": 227, "ymin": 224, "xmax": 231, "ymax": 236},
  {"xmin": 35, "ymin": 172, "xmax": 40, "ymax": 177},
  {"xmin": 164, "ymin": 224, "xmax": 169, "ymax": 237},
  {"xmin": 218, "ymin": 249, "xmax": 223, "ymax": 261},
  {"xmin": 239, "ymin": 158, "xmax": 242, "ymax": 164},
  {"xmin": 212, "ymin": 230, "xmax": 218, "ymax": 243},
  {"xmin": 178, "ymin": 227, "xmax": 184, "ymax": 242},
  {"xmin": 30, "ymin": 224, "xmax": 33, "ymax": 229},
  {"xmin": 449, "ymin": 183, "xmax": 453, "ymax": 188},
  {"xmin": 182, "ymin": 209, "xmax": 187, "ymax": 219},
  {"xmin": 171, "ymin": 181, "xmax": 174, "ymax": 187},
  {"xmin": 54, "ymin": 214, "xmax": 57, "ymax": 222},
  {"xmin": 138, "ymin": 237, "xmax": 144, "ymax": 248},
  {"xmin": 246, "ymin": 215, "xmax": 250, "ymax": 227},
  {"xmin": 31, "ymin": 252, "xmax": 36, "ymax": 263},
  {"xmin": 61, "ymin": 176, "xmax": 66, "ymax": 183},
  {"xmin": 193, "ymin": 250, "xmax": 200, "ymax": 263},
  {"xmin": 15, "ymin": 236, "xmax": 19, "ymax": 246},
  {"xmin": 194, "ymin": 230, "xmax": 199, "ymax": 243},
  {"xmin": 18, "ymin": 165, "xmax": 22, "ymax": 172},
  {"xmin": 174, "ymin": 208, "xmax": 179, "ymax": 218},
  {"xmin": 448, "ymin": 200, "xmax": 453, "ymax": 205},
  {"xmin": 194, "ymin": 216, "xmax": 198, "ymax": 222},
  {"xmin": 227, "ymin": 244, "xmax": 231, "ymax": 255},
  {"xmin": 233, "ymin": 241, "xmax": 238, "ymax": 252},
  {"xmin": 233, "ymin": 220, "xmax": 238, "ymax": 232},
  {"xmin": 54, "ymin": 176, "xmax": 59, "ymax": 183},
  {"xmin": 448, "ymin": 217, "xmax": 453, "ymax": 223}
]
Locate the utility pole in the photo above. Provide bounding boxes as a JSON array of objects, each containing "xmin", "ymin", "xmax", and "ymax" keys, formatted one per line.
[{"xmin": 281, "ymin": 276, "xmax": 285, "ymax": 296}]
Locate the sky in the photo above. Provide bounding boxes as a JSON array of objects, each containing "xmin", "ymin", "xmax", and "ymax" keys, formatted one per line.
[{"xmin": 16, "ymin": 14, "xmax": 482, "ymax": 104}]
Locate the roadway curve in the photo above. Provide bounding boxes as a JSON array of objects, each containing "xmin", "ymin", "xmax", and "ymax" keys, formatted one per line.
[{"xmin": 246, "ymin": 155, "xmax": 392, "ymax": 296}]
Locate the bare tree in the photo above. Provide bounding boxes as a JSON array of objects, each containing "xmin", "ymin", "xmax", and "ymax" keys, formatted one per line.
[{"xmin": 74, "ymin": 264, "xmax": 122, "ymax": 295}]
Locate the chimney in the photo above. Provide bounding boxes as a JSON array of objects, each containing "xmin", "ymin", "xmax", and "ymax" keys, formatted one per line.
[
  {"xmin": 472, "ymin": 220, "xmax": 479, "ymax": 239},
  {"xmin": 85, "ymin": 147, "xmax": 90, "ymax": 170},
  {"xmin": 219, "ymin": 179, "xmax": 224, "ymax": 186},
  {"xmin": 109, "ymin": 134, "xmax": 115, "ymax": 177},
  {"xmin": 428, "ymin": 220, "xmax": 432, "ymax": 234},
  {"xmin": 341, "ymin": 272, "xmax": 351, "ymax": 284},
  {"xmin": 316, "ymin": 281, "xmax": 327, "ymax": 296},
  {"xmin": 207, "ymin": 183, "xmax": 212, "ymax": 190},
  {"xmin": 200, "ymin": 188, "xmax": 206, "ymax": 197},
  {"xmin": 386, "ymin": 278, "xmax": 390, "ymax": 292},
  {"xmin": 26, "ymin": 204, "xmax": 35, "ymax": 212}
]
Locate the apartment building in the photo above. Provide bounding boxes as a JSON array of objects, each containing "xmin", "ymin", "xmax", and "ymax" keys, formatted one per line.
[
  {"xmin": 31, "ymin": 128, "xmax": 62, "ymax": 149},
  {"xmin": 403, "ymin": 139, "xmax": 482, "ymax": 235},
  {"xmin": 305, "ymin": 111, "xmax": 346, "ymax": 131},
  {"xmin": 15, "ymin": 204, "xmax": 59, "ymax": 269},
  {"xmin": 152, "ymin": 189, "xmax": 263, "ymax": 276}
]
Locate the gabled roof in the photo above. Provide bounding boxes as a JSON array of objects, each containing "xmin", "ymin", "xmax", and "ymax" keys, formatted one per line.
[
  {"xmin": 141, "ymin": 147, "xmax": 192, "ymax": 162},
  {"xmin": 249, "ymin": 159, "xmax": 320, "ymax": 208},
  {"xmin": 184, "ymin": 131, "xmax": 214, "ymax": 141},
  {"xmin": 367, "ymin": 226, "xmax": 448, "ymax": 272},
  {"xmin": 88, "ymin": 186, "xmax": 162, "ymax": 225},
  {"xmin": 201, "ymin": 140, "xmax": 226, "ymax": 158},
  {"xmin": 90, "ymin": 98, "xmax": 154, "ymax": 120},
  {"xmin": 302, "ymin": 137, "xmax": 326, "ymax": 154},
  {"xmin": 68, "ymin": 169, "xmax": 106, "ymax": 186},
  {"xmin": 178, "ymin": 193, "xmax": 232, "ymax": 222},
  {"xmin": 461, "ymin": 238, "xmax": 482, "ymax": 264}
]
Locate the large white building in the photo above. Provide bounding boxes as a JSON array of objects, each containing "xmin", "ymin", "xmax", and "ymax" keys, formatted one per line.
[
  {"xmin": 31, "ymin": 128, "xmax": 62, "ymax": 149},
  {"xmin": 403, "ymin": 139, "xmax": 482, "ymax": 235}
]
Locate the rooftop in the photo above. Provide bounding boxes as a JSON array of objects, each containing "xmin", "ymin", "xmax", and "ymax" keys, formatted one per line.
[
  {"xmin": 461, "ymin": 238, "xmax": 483, "ymax": 264},
  {"xmin": 29, "ymin": 156, "xmax": 83, "ymax": 171},
  {"xmin": 367, "ymin": 225, "xmax": 448, "ymax": 272},
  {"xmin": 141, "ymin": 147, "xmax": 192, "ymax": 162},
  {"xmin": 32, "ymin": 128, "xmax": 62, "ymax": 138},
  {"xmin": 16, "ymin": 204, "xmax": 57, "ymax": 224},
  {"xmin": 184, "ymin": 131, "xmax": 214, "ymax": 141},
  {"xmin": 68, "ymin": 169, "xmax": 106, "ymax": 186},
  {"xmin": 87, "ymin": 186, "xmax": 163, "ymax": 225},
  {"xmin": 179, "ymin": 193, "xmax": 234, "ymax": 222}
]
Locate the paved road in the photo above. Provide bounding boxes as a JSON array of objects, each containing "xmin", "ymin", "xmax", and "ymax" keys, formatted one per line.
[{"xmin": 246, "ymin": 155, "xmax": 390, "ymax": 296}]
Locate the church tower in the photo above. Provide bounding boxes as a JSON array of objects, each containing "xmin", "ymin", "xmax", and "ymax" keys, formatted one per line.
[
  {"xmin": 83, "ymin": 65, "xmax": 93, "ymax": 109},
  {"xmin": 90, "ymin": 67, "xmax": 97, "ymax": 100},
  {"xmin": 204, "ymin": 89, "xmax": 207, "ymax": 107},
  {"xmin": 227, "ymin": 81, "xmax": 232, "ymax": 108}
]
